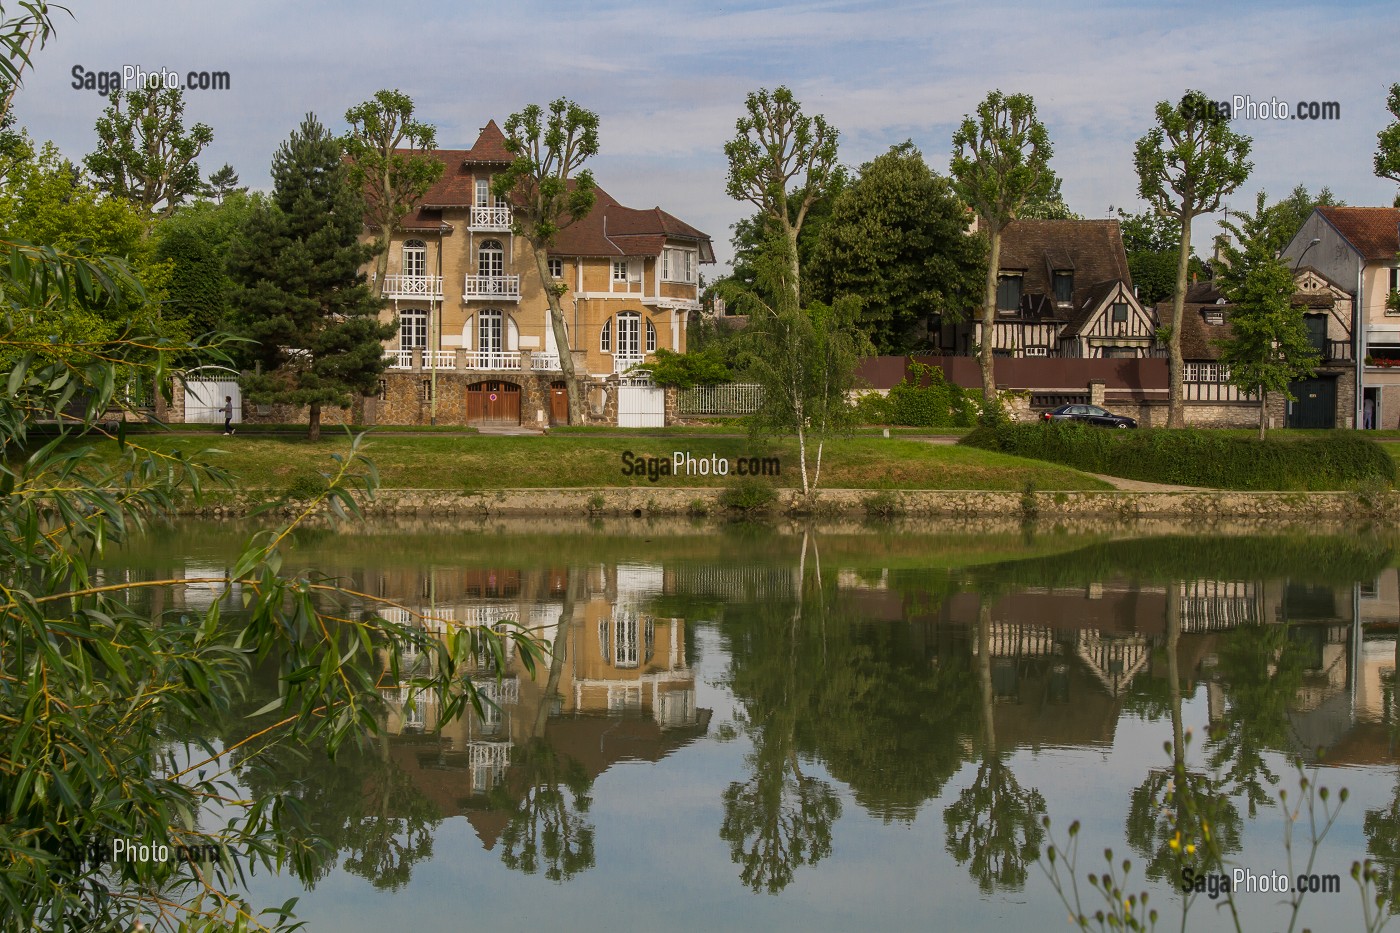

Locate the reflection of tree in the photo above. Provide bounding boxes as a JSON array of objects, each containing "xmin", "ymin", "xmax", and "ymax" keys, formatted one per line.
[
  {"xmin": 943, "ymin": 598, "xmax": 1045, "ymax": 893},
  {"xmin": 1126, "ymin": 585, "xmax": 1240, "ymax": 892},
  {"xmin": 232, "ymin": 721, "xmax": 442, "ymax": 890},
  {"xmin": 719, "ymin": 530, "xmax": 841, "ymax": 894},
  {"xmin": 1365, "ymin": 633, "xmax": 1400, "ymax": 914},
  {"xmin": 1204, "ymin": 622, "xmax": 1308, "ymax": 815},
  {"xmin": 496, "ymin": 738, "xmax": 596, "ymax": 882}
]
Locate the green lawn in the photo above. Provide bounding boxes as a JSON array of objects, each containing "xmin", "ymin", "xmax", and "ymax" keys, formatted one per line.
[{"xmin": 78, "ymin": 432, "xmax": 1112, "ymax": 492}]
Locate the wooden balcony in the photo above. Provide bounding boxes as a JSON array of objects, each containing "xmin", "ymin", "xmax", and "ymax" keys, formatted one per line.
[{"xmin": 470, "ymin": 206, "xmax": 512, "ymax": 230}]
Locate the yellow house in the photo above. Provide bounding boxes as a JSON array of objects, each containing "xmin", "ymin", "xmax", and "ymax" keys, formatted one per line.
[{"xmin": 369, "ymin": 121, "xmax": 714, "ymax": 428}]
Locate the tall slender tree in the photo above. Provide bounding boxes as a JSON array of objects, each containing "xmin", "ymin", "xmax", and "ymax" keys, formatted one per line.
[
  {"xmin": 84, "ymin": 86, "xmax": 213, "ymax": 222},
  {"xmin": 1135, "ymin": 89, "xmax": 1252, "ymax": 428},
  {"xmin": 1214, "ymin": 193, "xmax": 1319, "ymax": 440},
  {"xmin": 343, "ymin": 89, "xmax": 444, "ymax": 291},
  {"xmin": 495, "ymin": 98, "xmax": 599, "ymax": 424},
  {"xmin": 229, "ymin": 113, "xmax": 394, "ymax": 440},
  {"xmin": 950, "ymin": 90, "xmax": 1056, "ymax": 404},
  {"xmin": 1375, "ymin": 83, "xmax": 1400, "ymax": 207},
  {"xmin": 723, "ymin": 85, "xmax": 839, "ymax": 315}
]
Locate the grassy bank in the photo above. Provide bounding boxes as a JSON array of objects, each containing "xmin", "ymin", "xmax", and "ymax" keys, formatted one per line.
[{"xmin": 82, "ymin": 431, "xmax": 1112, "ymax": 492}]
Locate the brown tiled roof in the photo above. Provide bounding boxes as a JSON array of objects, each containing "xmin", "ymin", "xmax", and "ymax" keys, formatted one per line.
[
  {"xmin": 995, "ymin": 219, "xmax": 1134, "ymax": 322},
  {"xmin": 1059, "ymin": 279, "xmax": 1129, "ymax": 338},
  {"xmin": 1158, "ymin": 281, "xmax": 1335, "ymax": 360},
  {"xmin": 1317, "ymin": 206, "xmax": 1400, "ymax": 262},
  {"xmin": 375, "ymin": 119, "xmax": 712, "ymax": 259}
]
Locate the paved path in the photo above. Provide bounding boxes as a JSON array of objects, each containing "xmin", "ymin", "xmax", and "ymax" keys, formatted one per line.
[{"xmin": 1088, "ymin": 473, "xmax": 1203, "ymax": 492}]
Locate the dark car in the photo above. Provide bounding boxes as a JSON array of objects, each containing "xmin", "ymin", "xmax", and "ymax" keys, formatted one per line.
[{"xmin": 1040, "ymin": 404, "xmax": 1137, "ymax": 428}]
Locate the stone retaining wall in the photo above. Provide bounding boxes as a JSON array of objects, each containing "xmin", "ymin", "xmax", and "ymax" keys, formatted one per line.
[{"xmin": 182, "ymin": 485, "xmax": 1397, "ymax": 521}]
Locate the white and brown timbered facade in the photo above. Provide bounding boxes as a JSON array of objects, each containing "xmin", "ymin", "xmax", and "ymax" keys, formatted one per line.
[{"xmin": 941, "ymin": 219, "xmax": 1162, "ymax": 361}]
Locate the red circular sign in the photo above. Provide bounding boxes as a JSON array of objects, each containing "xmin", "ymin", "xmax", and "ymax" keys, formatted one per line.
[{"xmin": 489, "ymin": 392, "xmax": 498, "ymax": 401}]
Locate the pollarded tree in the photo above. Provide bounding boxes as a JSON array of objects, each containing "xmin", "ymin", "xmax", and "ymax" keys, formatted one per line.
[
  {"xmin": 950, "ymin": 90, "xmax": 1056, "ymax": 403},
  {"xmin": 724, "ymin": 85, "xmax": 839, "ymax": 314},
  {"xmin": 1214, "ymin": 193, "xmax": 1319, "ymax": 440},
  {"xmin": 84, "ymin": 86, "xmax": 213, "ymax": 222},
  {"xmin": 228, "ymin": 113, "xmax": 394, "ymax": 440},
  {"xmin": 343, "ymin": 89, "xmax": 445, "ymax": 291},
  {"xmin": 814, "ymin": 141, "xmax": 986, "ymax": 354},
  {"xmin": 495, "ymin": 98, "xmax": 599, "ymax": 424},
  {"xmin": 1135, "ymin": 89, "xmax": 1252, "ymax": 428}
]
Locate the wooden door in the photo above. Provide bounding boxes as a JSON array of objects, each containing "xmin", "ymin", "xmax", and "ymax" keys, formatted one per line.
[
  {"xmin": 549, "ymin": 381, "xmax": 569, "ymax": 425},
  {"xmin": 466, "ymin": 381, "xmax": 521, "ymax": 425}
]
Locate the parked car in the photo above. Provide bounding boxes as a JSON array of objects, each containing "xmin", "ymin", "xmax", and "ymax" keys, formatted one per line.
[{"xmin": 1041, "ymin": 404, "xmax": 1137, "ymax": 428}]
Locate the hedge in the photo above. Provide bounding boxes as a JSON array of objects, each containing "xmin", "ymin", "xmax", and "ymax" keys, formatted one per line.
[
  {"xmin": 959, "ymin": 422, "xmax": 1397, "ymax": 491},
  {"xmin": 855, "ymin": 361, "xmax": 979, "ymax": 427}
]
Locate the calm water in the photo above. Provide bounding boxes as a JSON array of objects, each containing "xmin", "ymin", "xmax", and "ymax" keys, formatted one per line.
[{"xmin": 116, "ymin": 518, "xmax": 1400, "ymax": 932}]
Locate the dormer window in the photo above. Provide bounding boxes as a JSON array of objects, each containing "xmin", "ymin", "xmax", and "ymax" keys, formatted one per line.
[
  {"xmin": 1203, "ymin": 309, "xmax": 1225, "ymax": 325},
  {"xmin": 1053, "ymin": 271, "xmax": 1073, "ymax": 305},
  {"xmin": 1112, "ymin": 302, "xmax": 1129, "ymax": 323},
  {"xmin": 996, "ymin": 274, "xmax": 1022, "ymax": 313}
]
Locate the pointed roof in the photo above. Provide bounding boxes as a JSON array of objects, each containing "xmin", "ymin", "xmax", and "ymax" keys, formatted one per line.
[
  {"xmin": 993, "ymin": 220, "xmax": 1135, "ymax": 322},
  {"xmin": 1316, "ymin": 206, "xmax": 1400, "ymax": 262},
  {"xmin": 462, "ymin": 120, "xmax": 514, "ymax": 165}
]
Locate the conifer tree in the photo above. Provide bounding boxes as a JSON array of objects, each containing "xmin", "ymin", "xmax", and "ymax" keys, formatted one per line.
[{"xmin": 229, "ymin": 113, "xmax": 393, "ymax": 439}]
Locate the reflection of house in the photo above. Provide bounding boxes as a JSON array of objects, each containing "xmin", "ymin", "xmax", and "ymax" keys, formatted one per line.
[{"xmin": 368, "ymin": 563, "xmax": 710, "ymax": 850}]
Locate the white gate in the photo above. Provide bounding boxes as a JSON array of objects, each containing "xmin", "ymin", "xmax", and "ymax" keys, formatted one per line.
[
  {"xmin": 183, "ymin": 367, "xmax": 241, "ymax": 424},
  {"xmin": 617, "ymin": 377, "xmax": 664, "ymax": 428}
]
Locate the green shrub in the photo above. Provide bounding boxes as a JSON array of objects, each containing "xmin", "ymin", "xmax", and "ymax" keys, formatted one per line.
[
  {"xmin": 852, "ymin": 391, "xmax": 894, "ymax": 424},
  {"xmin": 882, "ymin": 361, "xmax": 979, "ymax": 428},
  {"xmin": 285, "ymin": 472, "xmax": 327, "ymax": 499},
  {"xmin": 720, "ymin": 477, "xmax": 776, "ymax": 512},
  {"xmin": 960, "ymin": 423, "xmax": 1397, "ymax": 491},
  {"xmin": 862, "ymin": 489, "xmax": 904, "ymax": 518},
  {"xmin": 643, "ymin": 346, "xmax": 732, "ymax": 388}
]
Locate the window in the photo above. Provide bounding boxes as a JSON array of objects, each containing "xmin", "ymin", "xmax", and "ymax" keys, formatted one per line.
[
  {"xmin": 399, "ymin": 309, "xmax": 427, "ymax": 349},
  {"xmin": 600, "ymin": 318, "xmax": 612, "ymax": 352},
  {"xmin": 402, "ymin": 239, "xmax": 427, "ymax": 278},
  {"xmin": 376, "ymin": 379, "xmax": 388, "ymax": 401},
  {"xmin": 1391, "ymin": 267, "xmax": 1399, "ymax": 293},
  {"xmin": 548, "ymin": 258, "xmax": 562, "ymax": 278},
  {"xmin": 1053, "ymin": 271, "xmax": 1073, "ymax": 304},
  {"xmin": 662, "ymin": 248, "xmax": 696, "ymax": 283},
  {"xmin": 996, "ymin": 274, "xmax": 1022, "ymax": 313},
  {"xmin": 1102, "ymin": 346, "xmax": 1135, "ymax": 359},
  {"xmin": 419, "ymin": 379, "xmax": 433, "ymax": 402},
  {"xmin": 645, "ymin": 318, "xmax": 657, "ymax": 352},
  {"xmin": 1111, "ymin": 302, "xmax": 1129, "ymax": 323},
  {"xmin": 475, "ymin": 178, "xmax": 489, "ymax": 208},
  {"xmin": 612, "ymin": 261, "xmax": 628, "ymax": 283},
  {"xmin": 478, "ymin": 309, "xmax": 503, "ymax": 362},
  {"xmin": 616, "ymin": 312, "xmax": 641, "ymax": 356},
  {"xmin": 1024, "ymin": 346, "xmax": 1048, "ymax": 357},
  {"xmin": 478, "ymin": 240, "xmax": 503, "ymax": 279}
]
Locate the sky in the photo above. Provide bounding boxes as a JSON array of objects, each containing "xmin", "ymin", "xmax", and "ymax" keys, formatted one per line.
[{"xmin": 11, "ymin": 0, "xmax": 1400, "ymax": 273}]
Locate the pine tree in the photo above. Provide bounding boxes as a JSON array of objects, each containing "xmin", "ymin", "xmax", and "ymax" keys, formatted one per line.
[{"xmin": 229, "ymin": 113, "xmax": 393, "ymax": 439}]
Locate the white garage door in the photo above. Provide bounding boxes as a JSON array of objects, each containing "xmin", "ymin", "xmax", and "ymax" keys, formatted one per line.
[{"xmin": 617, "ymin": 378, "xmax": 664, "ymax": 428}]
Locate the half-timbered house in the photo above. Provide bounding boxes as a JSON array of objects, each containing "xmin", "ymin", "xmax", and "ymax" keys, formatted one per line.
[{"xmin": 936, "ymin": 219, "xmax": 1159, "ymax": 359}]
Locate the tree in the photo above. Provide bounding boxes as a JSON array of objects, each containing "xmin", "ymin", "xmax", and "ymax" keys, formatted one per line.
[
  {"xmin": 1019, "ymin": 175, "xmax": 1082, "ymax": 220},
  {"xmin": 1265, "ymin": 184, "xmax": 1343, "ymax": 253},
  {"xmin": 1116, "ymin": 207, "xmax": 1205, "ymax": 306},
  {"xmin": 813, "ymin": 141, "xmax": 986, "ymax": 354},
  {"xmin": 205, "ymin": 162, "xmax": 243, "ymax": 203},
  {"xmin": 495, "ymin": 98, "xmax": 599, "ymax": 424},
  {"xmin": 1376, "ymin": 83, "xmax": 1400, "ymax": 207},
  {"xmin": 724, "ymin": 85, "xmax": 839, "ymax": 314},
  {"xmin": 950, "ymin": 90, "xmax": 1056, "ymax": 403},
  {"xmin": 228, "ymin": 113, "xmax": 394, "ymax": 440},
  {"xmin": 1135, "ymin": 89, "xmax": 1252, "ymax": 428},
  {"xmin": 1214, "ymin": 193, "xmax": 1320, "ymax": 439},
  {"xmin": 342, "ymin": 89, "xmax": 444, "ymax": 291},
  {"xmin": 84, "ymin": 85, "xmax": 214, "ymax": 222},
  {"xmin": 156, "ymin": 190, "xmax": 264, "ymax": 340}
]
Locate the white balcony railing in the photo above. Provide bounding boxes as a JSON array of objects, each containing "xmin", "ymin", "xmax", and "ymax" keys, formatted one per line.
[
  {"xmin": 613, "ymin": 354, "xmax": 646, "ymax": 375},
  {"xmin": 463, "ymin": 274, "xmax": 521, "ymax": 301},
  {"xmin": 381, "ymin": 274, "xmax": 443, "ymax": 299},
  {"xmin": 385, "ymin": 349, "xmax": 416, "ymax": 370},
  {"xmin": 465, "ymin": 352, "xmax": 521, "ymax": 371},
  {"xmin": 531, "ymin": 352, "xmax": 562, "ymax": 371},
  {"xmin": 425, "ymin": 350, "xmax": 455, "ymax": 369},
  {"xmin": 471, "ymin": 206, "xmax": 512, "ymax": 230}
]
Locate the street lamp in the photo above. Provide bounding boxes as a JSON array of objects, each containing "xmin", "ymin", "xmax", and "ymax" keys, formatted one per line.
[{"xmin": 430, "ymin": 222, "xmax": 451, "ymax": 425}]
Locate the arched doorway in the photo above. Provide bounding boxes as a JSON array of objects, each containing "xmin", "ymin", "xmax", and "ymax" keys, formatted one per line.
[
  {"xmin": 549, "ymin": 380, "xmax": 569, "ymax": 426},
  {"xmin": 466, "ymin": 380, "xmax": 521, "ymax": 425}
]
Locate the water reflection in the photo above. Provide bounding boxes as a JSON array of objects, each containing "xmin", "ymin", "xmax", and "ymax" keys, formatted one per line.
[{"xmin": 110, "ymin": 522, "xmax": 1400, "ymax": 929}]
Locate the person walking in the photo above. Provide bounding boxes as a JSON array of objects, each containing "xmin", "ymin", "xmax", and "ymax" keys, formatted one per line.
[{"xmin": 222, "ymin": 396, "xmax": 235, "ymax": 435}]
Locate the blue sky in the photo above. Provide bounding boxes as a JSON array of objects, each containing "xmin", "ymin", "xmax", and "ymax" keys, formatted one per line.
[{"xmin": 12, "ymin": 0, "xmax": 1400, "ymax": 271}]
